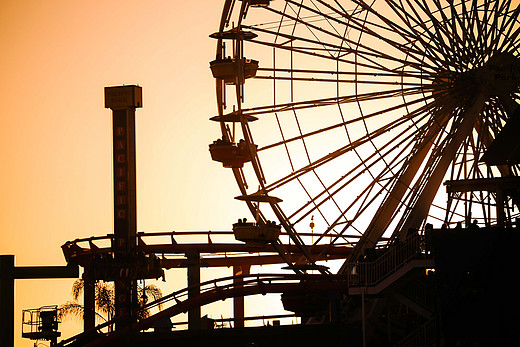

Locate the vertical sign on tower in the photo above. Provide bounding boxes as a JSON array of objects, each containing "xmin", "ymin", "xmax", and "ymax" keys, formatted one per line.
[{"xmin": 104, "ymin": 85, "xmax": 142, "ymax": 327}]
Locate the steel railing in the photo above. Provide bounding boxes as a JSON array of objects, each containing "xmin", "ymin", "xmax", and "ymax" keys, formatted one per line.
[
  {"xmin": 346, "ymin": 233, "xmax": 425, "ymax": 287},
  {"xmin": 393, "ymin": 316, "xmax": 439, "ymax": 347}
]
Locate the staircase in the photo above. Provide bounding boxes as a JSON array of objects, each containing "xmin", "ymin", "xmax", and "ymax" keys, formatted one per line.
[
  {"xmin": 343, "ymin": 234, "xmax": 440, "ymax": 346},
  {"xmin": 393, "ymin": 316, "xmax": 439, "ymax": 347},
  {"xmin": 346, "ymin": 233, "xmax": 434, "ymax": 295}
]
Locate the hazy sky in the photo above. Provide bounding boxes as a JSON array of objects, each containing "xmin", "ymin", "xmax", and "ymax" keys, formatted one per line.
[{"xmin": 0, "ymin": 1, "xmax": 254, "ymax": 345}]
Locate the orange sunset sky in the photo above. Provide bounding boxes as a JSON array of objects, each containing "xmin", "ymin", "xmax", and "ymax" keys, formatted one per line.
[
  {"xmin": 0, "ymin": 1, "xmax": 255, "ymax": 345},
  {"xmin": 2, "ymin": 1, "xmax": 520, "ymax": 346}
]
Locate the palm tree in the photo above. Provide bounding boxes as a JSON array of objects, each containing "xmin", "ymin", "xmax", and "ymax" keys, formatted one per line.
[{"xmin": 59, "ymin": 279, "xmax": 163, "ymax": 326}]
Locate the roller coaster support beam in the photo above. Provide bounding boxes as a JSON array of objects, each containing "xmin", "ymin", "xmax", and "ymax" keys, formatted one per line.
[
  {"xmin": 83, "ymin": 272, "xmax": 96, "ymax": 332},
  {"xmin": 233, "ymin": 264, "xmax": 250, "ymax": 328},
  {"xmin": 104, "ymin": 85, "xmax": 142, "ymax": 330},
  {"xmin": 1, "ymin": 254, "xmax": 79, "ymax": 347},
  {"xmin": 186, "ymin": 250, "xmax": 201, "ymax": 330}
]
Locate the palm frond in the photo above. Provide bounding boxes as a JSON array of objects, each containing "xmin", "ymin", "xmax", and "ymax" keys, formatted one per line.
[
  {"xmin": 58, "ymin": 301, "xmax": 85, "ymax": 322},
  {"xmin": 95, "ymin": 281, "xmax": 115, "ymax": 317},
  {"xmin": 59, "ymin": 301, "xmax": 107, "ymax": 323},
  {"xmin": 71, "ymin": 279, "xmax": 84, "ymax": 301},
  {"xmin": 63, "ymin": 279, "xmax": 164, "ymax": 323},
  {"xmin": 138, "ymin": 284, "xmax": 163, "ymax": 308}
]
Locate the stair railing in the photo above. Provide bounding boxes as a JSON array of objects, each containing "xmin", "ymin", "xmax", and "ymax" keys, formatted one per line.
[{"xmin": 347, "ymin": 233, "xmax": 425, "ymax": 287}]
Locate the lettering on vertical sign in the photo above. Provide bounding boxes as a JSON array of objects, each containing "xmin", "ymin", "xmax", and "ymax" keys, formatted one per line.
[{"xmin": 115, "ymin": 120, "xmax": 127, "ymax": 220}]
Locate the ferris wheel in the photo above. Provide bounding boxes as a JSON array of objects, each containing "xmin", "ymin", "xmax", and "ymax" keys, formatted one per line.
[{"xmin": 209, "ymin": 0, "xmax": 520, "ymax": 273}]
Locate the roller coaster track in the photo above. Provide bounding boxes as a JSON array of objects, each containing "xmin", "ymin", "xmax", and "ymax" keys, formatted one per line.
[
  {"xmin": 62, "ymin": 230, "xmax": 354, "ymax": 268},
  {"xmin": 57, "ymin": 273, "xmax": 348, "ymax": 347}
]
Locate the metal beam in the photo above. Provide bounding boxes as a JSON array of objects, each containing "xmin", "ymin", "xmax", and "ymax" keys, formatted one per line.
[
  {"xmin": 186, "ymin": 251, "xmax": 201, "ymax": 331},
  {"xmin": 83, "ymin": 274, "xmax": 96, "ymax": 332},
  {"xmin": 13, "ymin": 265, "xmax": 78, "ymax": 279},
  {"xmin": 445, "ymin": 176, "xmax": 520, "ymax": 193},
  {"xmin": 233, "ymin": 264, "xmax": 250, "ymax": 328},
  {"xmin": 1, "ymin": 255, "xmax": 79, "ymax": 347}
]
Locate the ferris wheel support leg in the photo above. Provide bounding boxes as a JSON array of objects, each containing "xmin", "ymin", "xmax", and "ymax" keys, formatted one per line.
[
  {"xmin": 341, "ymin": 108, "xmax": 453, "ymax": 270},
  {"xmin": 398, "ymin": 95, "xmax": 488, "ymax": 239}
]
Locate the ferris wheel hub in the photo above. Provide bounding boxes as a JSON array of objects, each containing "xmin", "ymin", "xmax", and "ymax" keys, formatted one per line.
[
  {"xmin": 434, "ymin": 53, "xmax": 520, "ymax": 106},
  {"xmin": 478, "ymin": 52, "xmax": 520, "ymax": 96}
]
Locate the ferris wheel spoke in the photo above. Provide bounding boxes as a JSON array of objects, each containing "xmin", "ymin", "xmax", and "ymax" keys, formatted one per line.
[
  {"xmin": 274, "ymin": 109, "xmax": 345, "ymax": 233},
  {"xmin": 474, "ymin": 0, "xmax": 496, "ymax": 60},
  {"xmin": 258, "ymin": 90, "xmax": 432, "ymax": 153},
  {"xmin": 237, "ymin": 86, "xmax": 425, "ymax": 121},
  {"xmin": 461, "ymin": 0, "xmax": 498, "ymax": 60},
  {"xmin": 284, "ymin": 1, "xmax": 340, "ymax": 59},
  {"xmin": 454, "ymin": 0, "xmax": 481, "ymax": 58},
  {"xmin": 290, "ymin": 125, "xmax": 414, "ymax": 223},
  {"xmin": 441, "ymin": 1, "xmax": 481, "ymax": 64},
  {"xmin": 264, "ymin": 4, "xmax": 347, "ymax": 55},
  {"xmin": 302, "ymin": 0, "xmax": 346, "ymax": 39},
  {"xmin": 349, "ymin": 0, "xmax": 431, "ymax": 54},
  {"xmin": 484, "ymin": 0, "xmax": 503, "ymax": 55},
  {"xmin": 428, "ymin": 0, "xmax": 465, "ymax": 58},
  {"xmin": 358, "ymin": 12, "xmax": 444, "ymax": 68},
  {"xmin": 387, "ymin": 0, "xmax": 460, "ymax": 68},
  {"xmin": 503, "ymin": 2, "xmax": 520, "ymax": 48},
  {"xmin": 288, "ymin": 143, "xmax": 406, "ymax": 226},
  {"xmin": 257, "ymin": 66, "xmax": 428, "ymax": 79},
  {"xmin": 315, "ymin": 0, "xmax": 438, "ymax": 63},
  {"xmin": 469, "ymin": 1, "xmax": 497, "ymax": 58},
  {"xmin": 458, "ymin": 0, "xmax": 481, "ymax": 60},
  {"xmin": 322, "ymin": 170, "xmax": 404, "ymax": 250},
  {"xmin": 391, "ymin": 0, "xmax": 460, "ymax": 68},
  {"xmin": 248, "ymin": 34, "xmax": 428, "ymax": 77},
  {"xmin": 255, "ymin": 74, "xmax": 425, "ymax": 86},
  {"xmin": 288, "ymin": 122, "xmax": 422, "ymax": 227},
  {"xmin": 313, "ymin": 182, "xmax": 387, "ymax": 252},
  {"xmin": 289, "ymin": 106, "xmax": 349, "ymax": 221},
  {"xmin": 492, "ymin": 0, "xmax": 514, "ymax": 42},
  {"xmin": 316, "ymin": 182, "xmax": 386, "ymax": 248},
  {"xmin": 432, "ymin": 1, "xmax": 479, "ymax": 69},
  {"xmin": 263, "ymin": 100, "xmax": 435, "ymax": 196},
  {"xmin": 473, "ymin": 0, "xmax": 494, "ymax": 60},
  {"xmin": 262, "ymin": 2, "xmax": 435, "ymax": 72},
  {"xmin": 297, "ymin": 0, "xmax": 385, "ymax": 42},
  {"xmin": 244, "ymin": 25, "xmax": 350, "ymax": 54},
  {"xmin": 443, "ymin": 0, "xmax": 478, "ymax": 70},
  {"xmin": 350, "ymin": 3, "xmax": 448, "ymax": 71},
  {"xmin": 470, "ymin": 1, "xmax": 498, "ymax": 60},
  {"xmin": 499, "ymin": 7, "xmax": 520, "ymax": 53}
]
